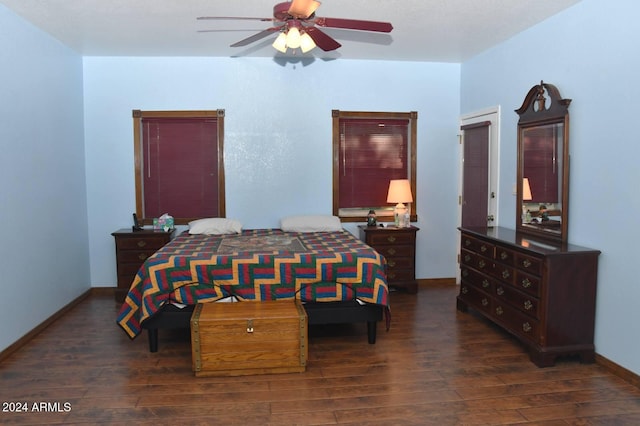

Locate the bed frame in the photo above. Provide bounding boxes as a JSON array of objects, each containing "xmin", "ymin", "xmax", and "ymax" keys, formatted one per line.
[{"xmin": 141, "ymin": 301, "xmax": 383, "ymax": 353}]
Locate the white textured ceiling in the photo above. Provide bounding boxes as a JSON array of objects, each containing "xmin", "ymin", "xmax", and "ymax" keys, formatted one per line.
[{"xmin": 1, "ymin": 0, "xmax": 581, "ymax": 62}]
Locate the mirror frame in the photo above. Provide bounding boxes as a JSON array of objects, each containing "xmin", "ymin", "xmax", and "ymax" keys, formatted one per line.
[{"xmin": 515, "ymin": 81, "xmax": 571, "ymax": 243}]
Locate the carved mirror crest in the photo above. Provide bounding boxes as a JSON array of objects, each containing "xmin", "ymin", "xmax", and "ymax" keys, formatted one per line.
[{"xmin": 515, "ymin": 81, "xmax": 571, "ymax": 243}]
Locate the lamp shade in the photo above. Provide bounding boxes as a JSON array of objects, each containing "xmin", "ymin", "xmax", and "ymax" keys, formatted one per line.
[
  {"xmin": 272, "ymin": 32, "xmax": 287, "ymax": 53},
  {"xmin": 387, "ymin": 179, "xmax": 413, "ymax": 203},
  {"xmin": 300, "ymin": 32, "xmax": 316, "ymax": 53},
  {"xmin": 523, "ymin": 178, "xmax": 532, "ymax": 201}
]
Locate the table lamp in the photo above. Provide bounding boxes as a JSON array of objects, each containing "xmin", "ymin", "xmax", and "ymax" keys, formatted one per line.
[{"xmin": 387, "ymin": 179, "xmax": 413, "ymax": 227}]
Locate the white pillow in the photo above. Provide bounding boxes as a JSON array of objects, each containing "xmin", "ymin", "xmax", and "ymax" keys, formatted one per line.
[
  {"xmin": 280, "ymin": 215, "xmax": 343, "ymax": 233},
  {"xmin": 188, "ymin": 218, "xmax": 242, "ymax": 235}
]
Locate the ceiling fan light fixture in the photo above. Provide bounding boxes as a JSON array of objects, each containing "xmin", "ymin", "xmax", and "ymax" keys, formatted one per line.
[
  {"xmin": 272, "ymin": 32, "xmax": 288, "ymax": 52},
  {"xmin": 286, "ymin": 26, "xmax": 301, "ymax": 48},
  {"xmin": 300, "ymin": 32, "xmax": 316, "ymax": 53}
]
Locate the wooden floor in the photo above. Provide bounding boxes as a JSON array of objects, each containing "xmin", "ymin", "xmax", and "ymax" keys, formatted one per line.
[{"xmin": 2, "ymin": 284, "xmax": 640, "ymax": 425}]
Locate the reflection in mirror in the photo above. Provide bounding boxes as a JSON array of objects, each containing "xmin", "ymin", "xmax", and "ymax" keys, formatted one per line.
[
  {"xmin": 515, "ymin": 81, "xmax": 571, "ymax": 243},
  {"xmin": 521, "ymin": 123, "xmax": 563, "ymax": 229}
]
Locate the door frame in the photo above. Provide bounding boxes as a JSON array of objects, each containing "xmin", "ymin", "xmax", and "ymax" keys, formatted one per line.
[{"xmin": 456, "ymin": 106, "xmax": 501, "ymax": 283}]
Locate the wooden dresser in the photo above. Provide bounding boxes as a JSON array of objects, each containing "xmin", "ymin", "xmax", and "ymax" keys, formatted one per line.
[
  {"xmin": 359, "ymin": 225, "xmax": 419, "ymax": 294},
  {"xmin": 457, "ymin": 226, "xmax": 600, "ymax": 367},
  {"xmin": 111, "ymin": 228, "xmax": 174, "ymax": 303}
]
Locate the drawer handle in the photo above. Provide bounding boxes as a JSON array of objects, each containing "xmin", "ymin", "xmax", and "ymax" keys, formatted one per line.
[
  {"xmin": 522, "ymin": 322, "xmax": 532, "ymax": 332},
  {"xmin": 482, "ymin": 279, "xmax": 490, "ymax": 289},
  {"xmin": 522, "ymin": 259, "xmax": 532, "ymax": 268},
  {"xmin": 464, "ymin": 254, "xmax": 471, "ymax": 262},
  {"xmin": 246, "ymin": 319, "xmax": 254, "ymax": 333},
  {"xmin": 387, "ymin": 236, "xmax": 396, "ymax": 243},
  {"xmin": 138, "ymin": 253, "xmax": 148, "ymax": 261},
  {"xmin": 388, "ymin": 272, "xmax": 396, "ymax": 279},
  {"xmin": 500, "ymin": 251, "xmax": 508, "ymax": 260},
  {"xmin": 496, "ymin": 286, "xmax": 504, "ymax": 296},
  {"xmin": 462, "ymin": 269, "xmax": 469, "ymax": 278},
  {"xmin": 521, "ymin": 278, "xmax": 532, "ymax": 289},
  {"xmin": 478, "ymin": 260, "xmax": 486, "ymax": 269},
  {"xmin": 481, "ymin": 298, "xmax": 488, "ymax": 306},
  {"xmin": 501, "ymin": 270, "xmax": 510, "ymax": 279},
  {"xmin": 480, "ymin": 245, "xmax": 487, "ymax": 253},
  {"xmin": 524, "ymin": 300, "xmax": 533, "ymax": 310},
  {"xmin": 388, "ymin": 248, "xmax": 396, "ymax": 255},
  {"xmin": 137, "ymin": 240, "xmax": 147, "ymax": 248},
  {"xmin": 495, "ymin": 306, "xmax": 504, "ymax": 316},
  {"xmin": 465, "ymin": 239, "xmax": 471, "ymax": 247},
  {"xmin": 388, "ymin": 260, "xmax": 396, "ymax": 268},
  {"xmin": 461, "ymin": 286, "xmax": 468, "ymax": 294}
]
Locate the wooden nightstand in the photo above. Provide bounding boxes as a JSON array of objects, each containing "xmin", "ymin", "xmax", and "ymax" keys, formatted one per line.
[
  {"xmin": 358, "ymin": 225, "xmax": 419, "ymax": 294},
  {"xmin": 111, "ymin": 228, "xmax": 175, "ymax": 302}
]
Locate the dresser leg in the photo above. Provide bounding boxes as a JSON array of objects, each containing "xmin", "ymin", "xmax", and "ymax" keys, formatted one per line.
[{"xmin": 456, "ymin": 297, "xmax": 468, "ymax": 312}]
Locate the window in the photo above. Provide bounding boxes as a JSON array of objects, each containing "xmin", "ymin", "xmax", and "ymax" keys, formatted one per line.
[
  {"xmin": 332, "ymin": 110, "xmax": 417, "ymax": 222},
  {"xmin": 133, "ymin": 110, "xmax": 225, "ymax": 225}
]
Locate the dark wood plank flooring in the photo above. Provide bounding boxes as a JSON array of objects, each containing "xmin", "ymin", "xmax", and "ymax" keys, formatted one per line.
[{"xmin": 1, "ymin": 283, "xmax": 640, "ymax": 425}]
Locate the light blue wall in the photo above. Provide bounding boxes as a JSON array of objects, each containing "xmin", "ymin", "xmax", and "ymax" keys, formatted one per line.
[
  {"xmin": 0, "ymin": 5, "xmax": 89, "ymax": 351},
  {"xmin": 83, "ymin": 57, "xmax": 462, "ymax": 286},
  {"xmin": 461, "ymin": 0, "xmax": 640, "ymax": 374}
]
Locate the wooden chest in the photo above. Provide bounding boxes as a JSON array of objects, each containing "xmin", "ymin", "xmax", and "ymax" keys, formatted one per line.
[{"xmin": 191, "ymin": 301, "xmax": 308, "ymax": 377}]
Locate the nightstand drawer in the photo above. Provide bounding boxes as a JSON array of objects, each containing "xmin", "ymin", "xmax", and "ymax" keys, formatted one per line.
[
  {"xmin": 368, "ymin": 232, "xmax": 415, "ymax": 246},
  {"xmin": 375, "ymin": 245, "xmax": 414, "ymax": 259},
  {"xmin": 116, "ymin": 236, "xmax": 169, "ymax": 251}
]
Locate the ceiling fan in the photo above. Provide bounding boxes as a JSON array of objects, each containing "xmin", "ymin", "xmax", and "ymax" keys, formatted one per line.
[{"xmin": 197, "ymin": 0, "xmax": 393, "ymax": 54}]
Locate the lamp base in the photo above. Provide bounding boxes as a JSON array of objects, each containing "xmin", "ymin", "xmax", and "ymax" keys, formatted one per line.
[{"xmin": 394, "ymin": 203, "xmax": 410, "ymax": 227}]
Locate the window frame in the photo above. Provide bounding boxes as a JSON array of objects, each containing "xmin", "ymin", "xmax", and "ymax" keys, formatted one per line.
[
  {"xmin": 132, "ymin": 109, "xmax": 226, "ymax": 226},
  {"xmin": 332, "ymin": 110, "xmax": 418, "ymax": 223}
]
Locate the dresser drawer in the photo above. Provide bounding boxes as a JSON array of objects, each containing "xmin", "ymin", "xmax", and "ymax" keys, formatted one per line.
[
  {"xmin": 495, "ymin": 246, "xmax": 515, "ymax": 266},
  {"xmin": 461, "ymin": 248, "xmax": 492, "ymax": 274},
  {"xmin": 461, "ymin": 235, "xmax": 494, "ymax": 257},
  {"xmin": 487, "ymin": 262, "xmax": 515, "ymax": 285},
  {"xmin": 495, "ymin": 283, "xmax": 540, "ymax": 319},
  {"xmin": 459, "ymin": 284, "xmax": 493, "ymax": 315},
  {"xmin": 461, "ymin": 267, "xmax": 494, "ymax": 293},
  {"xmin": 515, "ymin": 252, "xmax": 543, "ymax": 276},
  {"xmin": 514, "ymin": 270, "xmax": 541, "ymax": 297},
  {"xmin": 492, "ymin": 301, "xmax": 540, "ymax": 344}
]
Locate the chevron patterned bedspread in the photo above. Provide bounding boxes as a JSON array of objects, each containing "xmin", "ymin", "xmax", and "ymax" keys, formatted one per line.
[{"xmin": 117, "ymin": 229, "xmax": 389, "ymax": 338}]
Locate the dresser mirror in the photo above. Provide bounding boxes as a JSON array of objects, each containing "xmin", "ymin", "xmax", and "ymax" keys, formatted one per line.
[{"xmin": 515, "ymin": 81, "xmax": 571, "ymax": 243}]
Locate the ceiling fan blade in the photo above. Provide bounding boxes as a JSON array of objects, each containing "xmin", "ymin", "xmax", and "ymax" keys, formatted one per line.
[
  {"xmin": 288, "ymin": 0, "xmax": 321, "ymax": 19},
  {"xmin": 230, "ymin": 27, "xmax": 283, "ymax": 47},
  {"xmin": 305, "ymin": 27, "xmax": 341, "ymax": 51},
  {"xmin": 197, "ymin": 16, "xmax": 275, "ymax": 22},
  {"xmin": 314, "ymin": 17, "xmax": 393, "ymax": 33}
]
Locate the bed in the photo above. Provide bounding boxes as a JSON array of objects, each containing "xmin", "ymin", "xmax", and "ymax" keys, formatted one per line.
[{"xmin": 116, "ymin": 227, "xmax": 389, "ymax": 351}]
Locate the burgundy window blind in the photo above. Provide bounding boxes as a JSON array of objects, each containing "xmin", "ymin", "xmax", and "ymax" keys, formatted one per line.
[
  {"xmin": 142, "ymin": 117, "xmax": 220, "ymax": 219},
  {"xmin": 338, "ymin": 118, "xmax": 409, "ymax": 208}
]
